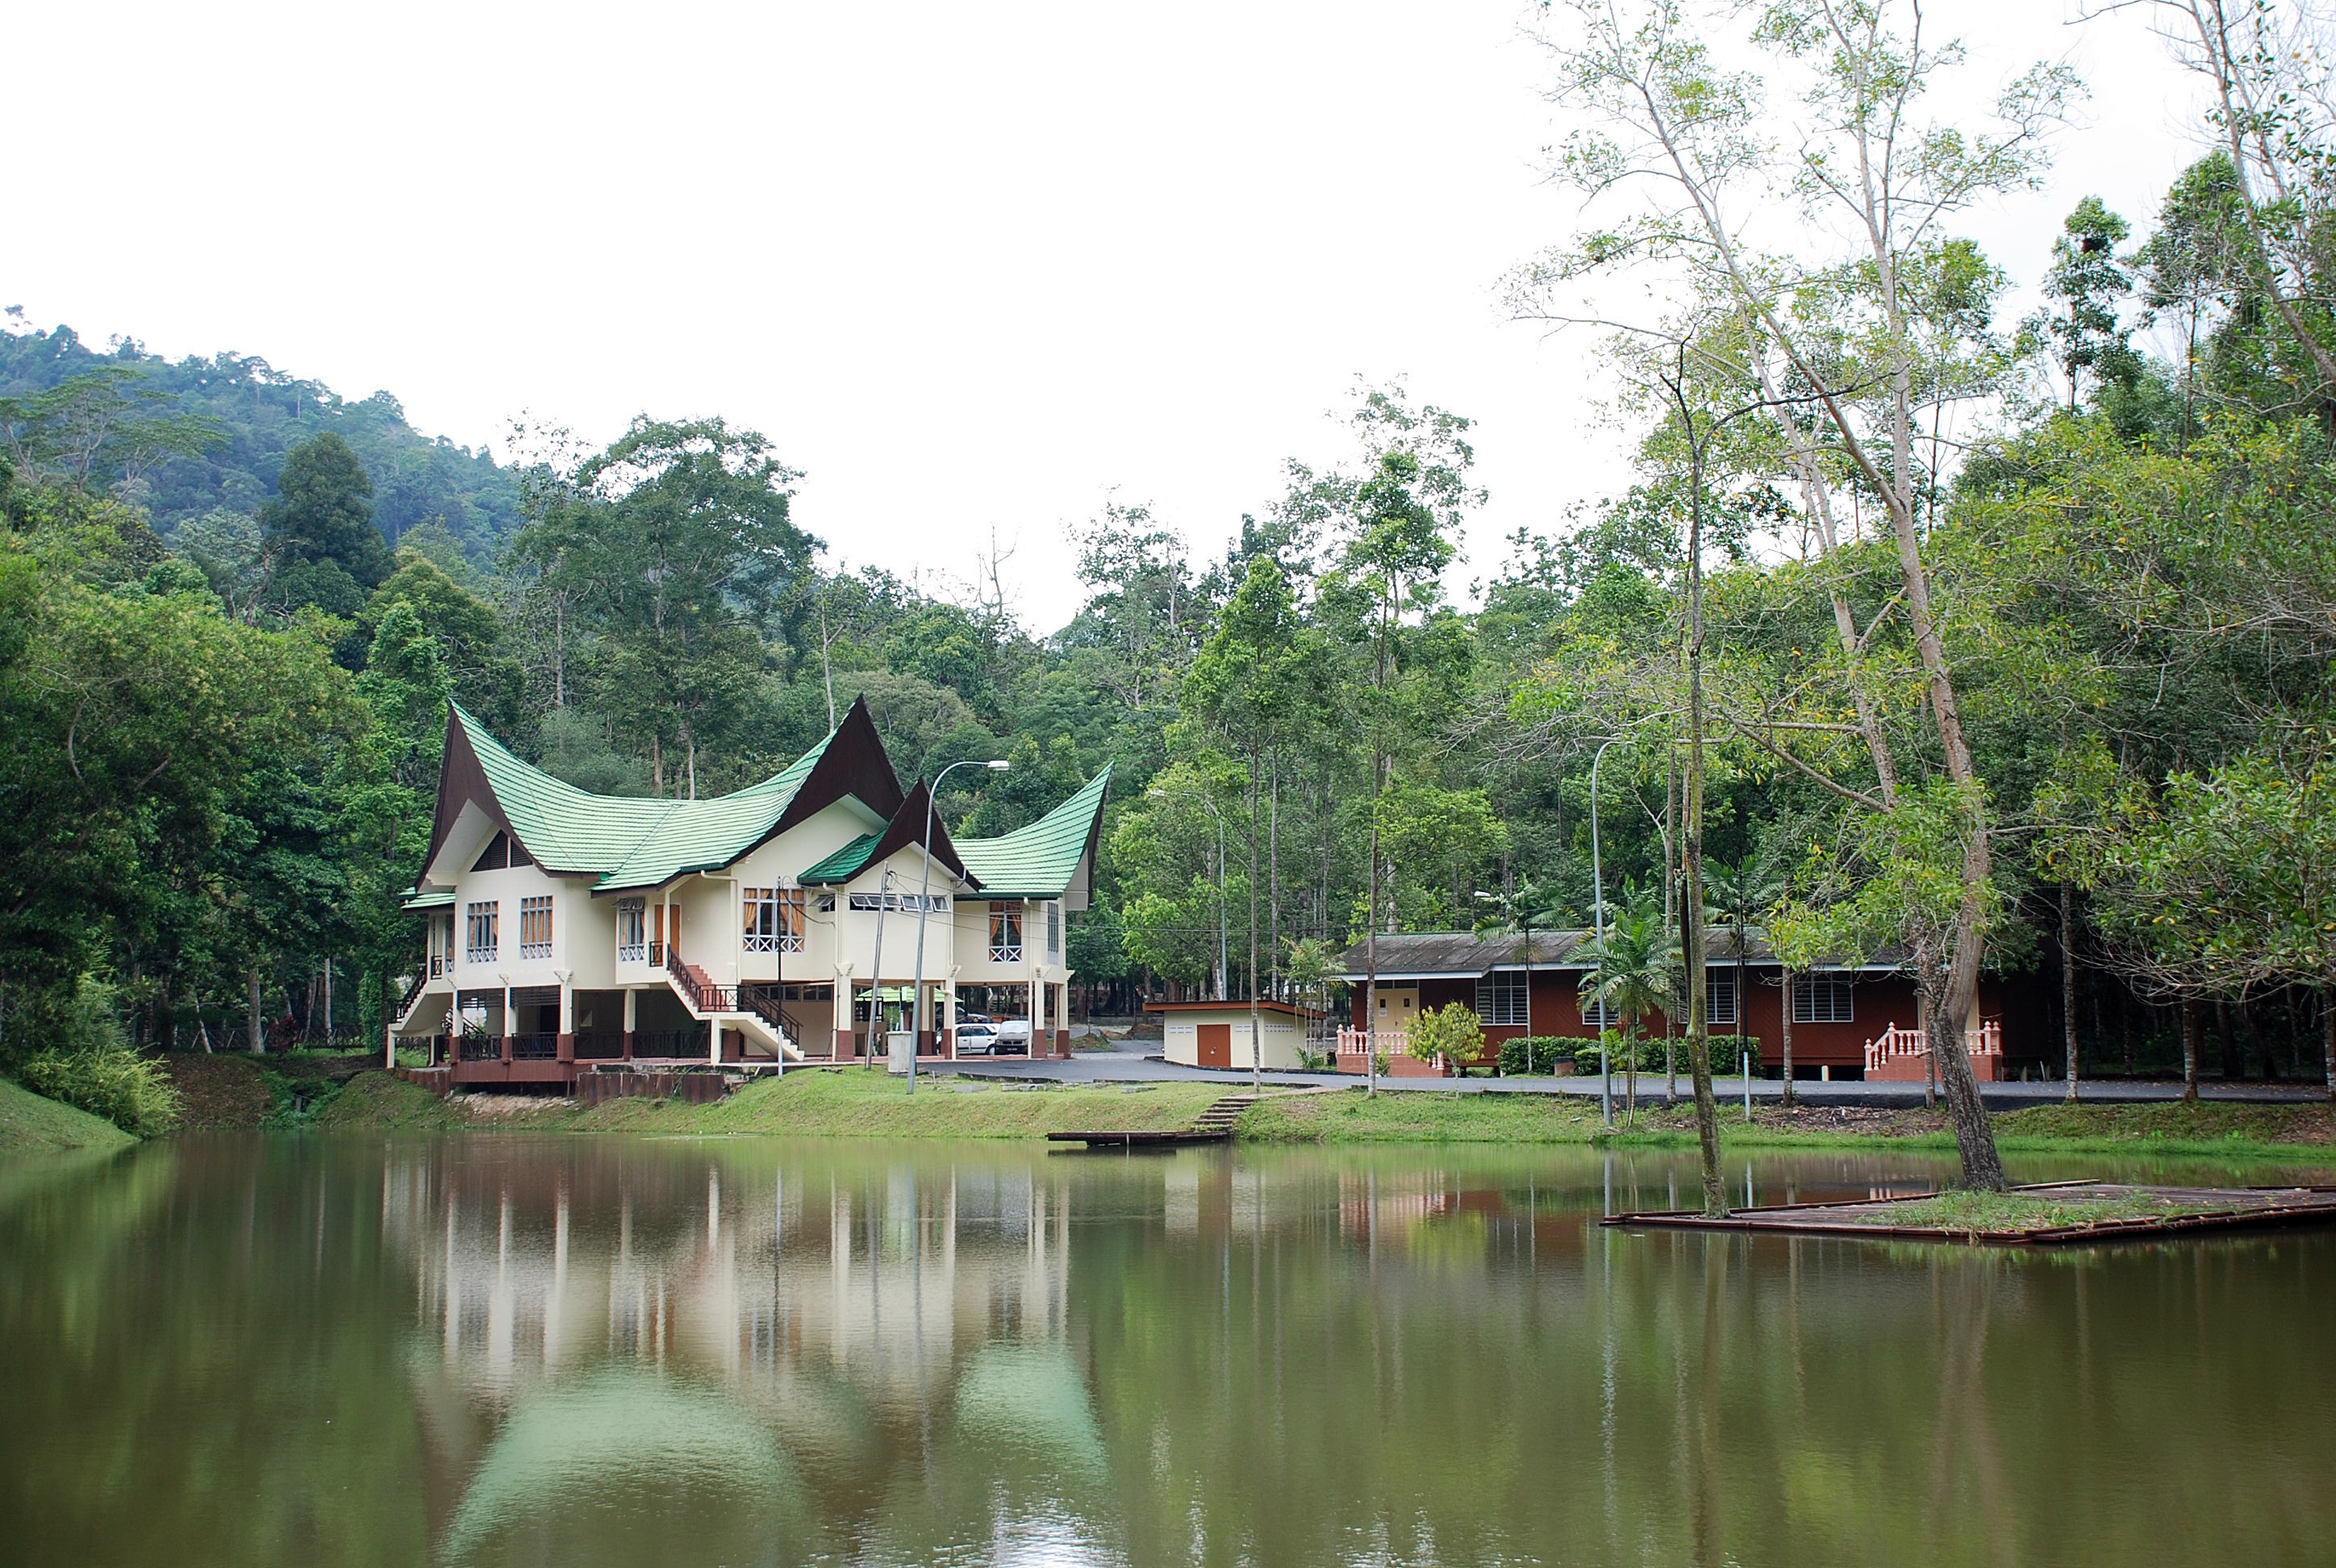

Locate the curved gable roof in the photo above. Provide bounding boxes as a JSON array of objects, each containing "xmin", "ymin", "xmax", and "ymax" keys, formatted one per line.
[
  {"xmin": 421, "ymin": 697, "xmax": 904, "ymax": 895},
  {"xmin": 955, "ymin": 765, "xmax": 1112, "ymax": 899}
]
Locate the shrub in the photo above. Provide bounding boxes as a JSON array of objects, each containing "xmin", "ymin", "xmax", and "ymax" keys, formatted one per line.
[
  {"xmin": 7, "ymin": 974, "xmax": 181, "ymax": 1136},
  {"xmin": 1495, "ymin": 1036, "xmax": 1571, "ymax": 1075},
  {"xmin": 1408, "ymin": 1003, "xmax": 1486, "ymax": 1076},
  {"xmin": 21, "ymin": 1047, "xmax": 181, "ymax": 1136}
]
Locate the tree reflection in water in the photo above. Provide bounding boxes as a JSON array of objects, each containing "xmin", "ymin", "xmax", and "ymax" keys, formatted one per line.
[{"xmin": 0, "ymin": 1138, "xmax": 2331, "ymax": 1566}]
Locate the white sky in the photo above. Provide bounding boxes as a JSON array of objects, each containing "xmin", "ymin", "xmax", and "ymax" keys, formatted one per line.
[{"xmin": 6, "ymin": 0, "xmax": 2213, "ymax": 630}]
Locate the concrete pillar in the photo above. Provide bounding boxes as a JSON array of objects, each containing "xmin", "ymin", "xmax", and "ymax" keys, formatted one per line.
[
  {"xmin": 710, "ymin": 1015, "xmax": 721, "ymax": 1066},
  {"xmin": 557, "ymin": 983, "xmax": 575, "ymax": 1063},
  {"xmin": 622, "ymin": 986, "xmax": 636, "ymax": 1060},
  {"xmin": 501, "ymin": 985, "xmax": 514, "ymax": 1065},
  {"xmin": 835, "ymin": 968, "xmax": 855, "ymax": 1060}
]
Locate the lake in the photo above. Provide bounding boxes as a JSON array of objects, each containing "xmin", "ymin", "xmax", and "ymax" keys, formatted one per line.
[{"xmin": 2, "ymin": 1135, "xmax": 2330, "ymax": 1566}]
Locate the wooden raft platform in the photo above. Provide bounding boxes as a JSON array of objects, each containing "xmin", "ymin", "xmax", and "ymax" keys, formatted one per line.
[{"xmin": 1602, "ymin": 1182, "xmax": 2336, "ymax": 1246}]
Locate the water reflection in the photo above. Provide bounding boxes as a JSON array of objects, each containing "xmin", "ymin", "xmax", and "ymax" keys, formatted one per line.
[{"xmin": 1, "ymin": 1137, "xmax": 2332, "ymax": 1567}]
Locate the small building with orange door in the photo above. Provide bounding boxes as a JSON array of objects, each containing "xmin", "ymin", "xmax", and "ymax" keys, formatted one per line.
[{"xmin": 1149, "ymin": 1000, "xmax": 1323, "ymax": 1071}]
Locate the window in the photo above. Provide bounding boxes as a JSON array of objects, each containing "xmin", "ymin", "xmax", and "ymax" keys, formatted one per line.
[
  {"xmin": 989, "ymin": 901, "xmax": 1024, "ymax": 962},
  {"xmin": 1578, "ymin": 982, "xmax": 1616, "ymax": 1028},
  {"xmin": 518, "ymin": 896, "xmax": 553, "ymax": 959},
  {"xmin": 465, "ymin": 901, "xmax": 498, "ymax": 963},
  {"xmin": 744, "ymin": 887, "xmax": 806, "ymax": 953},
  {"xmin": 1792, "ymin": 974, "xmax": 1854, "ymax": 1024},
  {"xmin": 1706, "ymin": 970, "xmax": 1738, "ymax": 1027},
  {"xmin": 1475, "ymin": 970, "xmax": 1529, "ymax": 1028},
  {"xmin": 816, "ymin": 893, "xmax": 836, "ymax": 913},
  {"xmin": 1046, "ymin": 901, "xmax": 1062, "ymax": 957},
  {"xmin": 847, "ymin": 892, "xmax": 949, "ymax": 913},
  {"xmin": 616, "ymin": 899, "xmax": 646, "ymax": 963}
]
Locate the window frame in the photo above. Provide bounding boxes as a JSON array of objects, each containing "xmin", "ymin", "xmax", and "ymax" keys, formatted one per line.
[
  {"xmin": 465, "ymin": 901, "xmax": 499, "ymax": 964},
  {"xmin": 517, "ymin": 895, "xmax": 553, "ymax": 960},
  {"xmin": 744, "ymin": 887, "xmax": 807, "ymax": 953},
  {"xmin": 1577, "ymin": 981, "xmax": 1616, "ymax": 1028},
  {"xmin": 1475, "ymin": 970, "xmax": 1529, "ymax": 1028},
  {"xmin": 1792, "ymin": 974, "xmax": 1854, "ymax": 1024},
  {"xmin": 1705, "ymin": 970, "xmax": 1738, "ymax": 1028},
  {"xmin": 616, "ymin": 899, "xmax": 646, "ymax": 963},
  {"xmin": 988, "ymin": 901, "xmax": 1024, "ymax": 963}
]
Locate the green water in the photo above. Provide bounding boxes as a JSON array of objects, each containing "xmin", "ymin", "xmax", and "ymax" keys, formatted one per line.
[{"xmin": 1, "ymin": 1136, "xmax": 2330, "ymax": 1566}]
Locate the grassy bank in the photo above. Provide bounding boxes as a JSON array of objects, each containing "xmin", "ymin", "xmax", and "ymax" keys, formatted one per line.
[
  {"xmin": 0, "ymin": 1077, "xmax": 137, "ymax": 1156},
  {"xmin": 315, "ymin": 1068, "xmax": 1240, "ymax": 1139},
  {"xmin": 302, "ymin": 1069, "xmax": 2336, "ymax": 1167}
]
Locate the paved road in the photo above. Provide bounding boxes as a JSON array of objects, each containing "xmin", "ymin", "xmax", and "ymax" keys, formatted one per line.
[{"xmin": 935, "ymin": 1044, "xmax": 2329, "ymax": 1107}]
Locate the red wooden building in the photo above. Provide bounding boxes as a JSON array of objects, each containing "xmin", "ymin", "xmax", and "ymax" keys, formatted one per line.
[{"xmin": 1334, "ymin": 931, "xmax": 2028, "ymax": 1081}]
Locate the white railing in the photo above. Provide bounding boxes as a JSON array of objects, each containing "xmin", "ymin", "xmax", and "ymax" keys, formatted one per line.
[
  {"xmin": 1336, "ymin": 1028, "xmax": 1412, "ymax": 1062},
  {"xmin": 1863, "ymin": 1019, "xmax": 2003, "ymax": 1075},
  {"xmin": 617, "ymin": 941, "xmax": 646, "ymax": 965}
]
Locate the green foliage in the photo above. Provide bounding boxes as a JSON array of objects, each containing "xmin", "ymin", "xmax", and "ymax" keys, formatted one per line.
[
  {"xmin": 1407, "ymin": 1001, "xmax": 1485, "ymax": 1075},
  {"xmin": 10, "ymin": 978, "xmax": 181, "ymax": 1136},
  {"xmin": 1495, "ymin": 1035, "xmax": 1570, "ymax": 1075}
]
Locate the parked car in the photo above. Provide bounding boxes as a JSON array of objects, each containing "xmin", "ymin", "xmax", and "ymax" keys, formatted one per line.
[
  {"xmin": 956, "ymin": 1011, "xmax": 994, "ymax": 1025},
  {"xmin": 987, "ymin": 1018, "xmax": 1031, "ymax": 1055},
  {"xmin": 952, "ymin": 1022, "xmax": 1002, "ymax": 1056}
]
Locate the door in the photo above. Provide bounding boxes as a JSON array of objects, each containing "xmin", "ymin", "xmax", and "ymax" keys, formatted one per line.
[{"xmin": 1197, "ymin": 1023, "xmax": 1232, "ymax": 1069}]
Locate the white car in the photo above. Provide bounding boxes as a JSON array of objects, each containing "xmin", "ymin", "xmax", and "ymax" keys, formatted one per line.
[{"xmin": 987, "ymin": 1018, "xmax": 1032, "ymax": 1055}]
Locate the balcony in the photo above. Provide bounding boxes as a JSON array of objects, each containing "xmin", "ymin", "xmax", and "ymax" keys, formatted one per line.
[{"xmin": 616, "ymin": 941, "xmax": 646, "ymax": 965}]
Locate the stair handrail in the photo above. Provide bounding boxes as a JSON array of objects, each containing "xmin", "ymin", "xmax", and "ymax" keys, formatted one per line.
[{"xmin": 393, "ymin": 970, "xmax": 428, "ymax": 1023}]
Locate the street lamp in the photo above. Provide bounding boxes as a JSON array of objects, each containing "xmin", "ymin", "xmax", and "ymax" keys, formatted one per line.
[
  {"xmin": 907, "ymin": 756, "xmax": 1010, "ymax": 1096},
  {"xmin": 1589, "ymin": 736, "xmax": 1625, "ymax": 1128},
  {"xmin": 1147, "ymin": 786, "xmax": 1228, "ymax": 1002}
]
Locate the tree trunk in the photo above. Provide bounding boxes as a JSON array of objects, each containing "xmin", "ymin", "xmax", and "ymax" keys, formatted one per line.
[
  {"xmin": 2060, "ymin": 882, "xmax": 2080, "ymax": 1103},
  {"xmin": 2180, "ymin": 999, "xmax": 2201, "ymax": 1103},
  {"xmin": 1780, "ymin": 973, "xmax": 1795, "ymax": 1099},
  {"xmin": 248, "ymin": 965, "xmax": 265, "ymax": 1055},
  {"xmin": 2322, "ymin": 992, "xmax": 2335, "ymax": 1105},
  {"xmin": 1679, "ymin": 402, "xmax": 1724, "ymax": 1216},
  {"xmin": 1926, "ymin": 978, "xmax": 2004, "ymax": 1191}
]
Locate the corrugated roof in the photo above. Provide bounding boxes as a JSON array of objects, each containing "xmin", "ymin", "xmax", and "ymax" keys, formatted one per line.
[
  {"xmin": 955, "ymin": 765, "xmax": 1112, "ymax": 898},
  {"xmin": 401, "ymin": 888, "xmax": 455, "ymax": 911},
  {"xmin": 1333, "ymin": 928, "xmax": 1900, "ymax": 980}
]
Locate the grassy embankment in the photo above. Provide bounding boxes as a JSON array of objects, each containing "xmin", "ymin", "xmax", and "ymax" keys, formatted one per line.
[
  {"xmin": 315, "ymin": 1068, "xmax": 1239, "ymax": 1138},
  {"xmin": 0, "ymin": 1076, "xmax": 137, "ymax": 1156},
  {"xmin": 308, "ymin": 1068, "xmax": 2336, "ymax": 1166}
]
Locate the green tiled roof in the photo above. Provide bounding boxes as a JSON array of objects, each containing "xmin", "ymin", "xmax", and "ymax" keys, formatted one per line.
[
  {"xmin": 797, "ymin": 833, "xmax": 879, "ymax": 886},
  {"xmin": 957, "ymin": 765, "xmax": 1112, "ymax": 898},
  {"xmin": 401, "ymin": 888, "xmax": 455, "ymax": 911},
  {"xmin": 451, "ymin": 706, "xmax": 836, "ymax": 894}
]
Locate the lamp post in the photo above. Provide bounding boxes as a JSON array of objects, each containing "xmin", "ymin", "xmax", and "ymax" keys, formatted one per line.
[
  {"xmin": 1147, "ymin": 786, "xmax": 1227, "ymax": 1001},
  {"xmin": 907, "ymin": 757, "xmax": 1009, "ymax": 1097},
  {"xmin": 1589, "ymin": 736, "xmax": 1625, "ymax": 1128}
]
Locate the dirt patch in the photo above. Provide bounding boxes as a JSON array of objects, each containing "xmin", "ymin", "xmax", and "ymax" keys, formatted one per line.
[
  {"xmin": 160, "ymin": 1052, "xmax": 378, "ymax": 1130},
  {"xmin": 161, "ymin": 1055, "xmax": 273, "ymax": 1130}
]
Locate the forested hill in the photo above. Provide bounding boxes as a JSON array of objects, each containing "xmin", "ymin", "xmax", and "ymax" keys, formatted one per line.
[{"xmin": 0, "ymin": 321, "xmax": 519, "ymax": 558}]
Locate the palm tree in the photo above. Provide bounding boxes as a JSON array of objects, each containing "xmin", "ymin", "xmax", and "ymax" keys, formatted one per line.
[
  {"xmin": 1579, "ymin": 884, "xmax": 1682, "ymax": 1125},
  {"xmin": 1707, "ymin": 856, "xmax": 1786, "ymax": 1098},
  {"xmin": 1472, "ymin": 876, "xmax": 1573, "ymax": 1073}
]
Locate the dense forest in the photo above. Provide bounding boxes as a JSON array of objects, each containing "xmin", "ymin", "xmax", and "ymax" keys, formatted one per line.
[{"xmin": 5, "ymin": 0, "xmax": 2334, "ymax": 1153}]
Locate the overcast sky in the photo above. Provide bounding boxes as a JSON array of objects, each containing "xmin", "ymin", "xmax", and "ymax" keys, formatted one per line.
[{"xmin": 8, "ymin": 1, "xmax": 2213, "ymax": 628}]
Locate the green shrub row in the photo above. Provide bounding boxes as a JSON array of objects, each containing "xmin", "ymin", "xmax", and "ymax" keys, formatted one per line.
[{"xmin": 1491, "ymin": 1032, "xmax": 1764, "ymax": 1077}]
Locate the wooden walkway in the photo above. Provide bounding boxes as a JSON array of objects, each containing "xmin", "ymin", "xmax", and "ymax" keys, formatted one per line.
[{"xmin": 1602, "ymin": 1181, "xmax": 2336, "ymax": 1246}]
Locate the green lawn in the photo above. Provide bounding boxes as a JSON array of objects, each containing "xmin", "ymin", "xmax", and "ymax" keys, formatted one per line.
[
  {"xmin": 1843, "ymin": 1188, "xmax": 2225, "ymax": 1233},
  {"xmin": 0, "ymin": 1076, "xmax": 136, "ymax": 1157}
]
